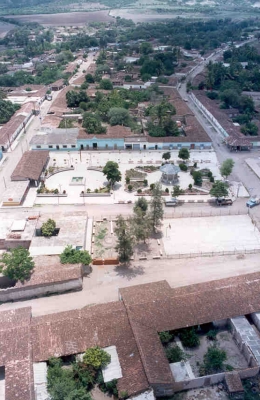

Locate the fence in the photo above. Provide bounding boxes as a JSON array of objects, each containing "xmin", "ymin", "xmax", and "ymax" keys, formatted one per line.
[{"xmin": 99, "ymin": 209, "xmax": 248, "ymax": 221}]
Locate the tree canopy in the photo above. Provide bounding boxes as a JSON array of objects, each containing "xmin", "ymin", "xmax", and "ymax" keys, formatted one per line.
[
  {"xmin": 0, "ymin": 99, "xmax": 20, "ymax": 124},
  {"xmin": 114, "ymin": 215, "xmax": 134, "ymax": 264},
  {"xmin": 102, "ymin": 161, "xmax": 121, "ymax": 187},
  {"xmin": 0, "ymin": 247, "xmax": 34, "ymax": 282},
  {"xmin": 220, "ymin": 159, "xmax": 235, "ymax": 179},
  {"xmin": 60, "ymin": 245, "xmax": 92, "ymax": 265},
  {"xmin": 210, "ymin": 181, "xmax": 229, "ymax": 198}
]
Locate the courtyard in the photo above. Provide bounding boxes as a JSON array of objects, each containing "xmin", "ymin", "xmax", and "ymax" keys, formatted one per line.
[
  {"xmin": 162, "ymin": 214, "xmax": 260, "ymax": 255},
  {"xmin": 34, "ymin": 149, "xmax": 222, "ymax": 205}
]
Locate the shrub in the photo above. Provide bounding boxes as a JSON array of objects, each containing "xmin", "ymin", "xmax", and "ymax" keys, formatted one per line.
[
  {"xmin": 53, "ymin": 189, "xmax": 59, "ymax": 194},
  {"xmin": 60, "ymin": 245, "xmax": 92, "ymax": 265},
  {"xmin": 165, "ymin": 188, "xmax": 169, "ymax": 193},
  {"xmin": 206, "ymin": 329, "xmax": 217, "ymax": 341},
  {"xmin": 41, "ymin": 219, "xmax": 56, "ymax": 237},
  {"xmin": 188, "ymin": 183, "xmax": 192, "ymax": 190},
  {"xmin": 150, "ymin": 183, "xmax": 155, "ymax": 190},
  {"xmin": 119, "ymin": 390, "xmax": 128, "ymax": 399},
  {"xmin": 165, "ymin": 345, "xmax": 186, "ymax": 363},
  {"xmin": 128, "ymin": 184, "xmax": 133, "ymax": 191},
  {"xmin": 192, "ymin": 171, "xmax": 202, "ymax": 186},
  {"xmin": 202, "ymin": 345, "xmax": 227, "ymax": 374},
  {"xmin": 207, "ymin": 171, "xmax": 213, "ymax": 178},
  {"xmin": 159, "ymin": 331, "xmax": 173, "ymax": 344},
  {"xmin": 95, "ymin": 188, "xmax": 99, "ymax": 193},
  {"xmin": 137, "ymin": 189, "xmax": 142, "ymax": 194},
  {"xmin": 210, "ymin": 176, "xmax": 215, "ymax": 183},
  {"xmin": 180, "ymin": 327, "xmax": 200, "ymax": 348},
  {"xmin": 179, "ymin": 163, "xmax": 188, "ymax": 172},
  {"xmin": 193, "ymin": 162, "xmax": 197, "ymax": 168},
  {"xmin": 83, "ymin": 347, "xmax": 111, "ymax": 370},
  {"xmin": 87, "ymin": 188, "xmax": 91, "ymax": 193},
  {"xmin": 125, "ymin": 176, "xmax": 130, "ymax": 184},
  {"xmin": 143, "ymin": 179, "xmax": 148, "ymax": 186}
]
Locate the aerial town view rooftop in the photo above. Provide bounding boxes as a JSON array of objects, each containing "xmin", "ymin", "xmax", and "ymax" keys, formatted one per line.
[{"xmin": 2, "ymin": 1, "xmax": 260, "ymax": 399}]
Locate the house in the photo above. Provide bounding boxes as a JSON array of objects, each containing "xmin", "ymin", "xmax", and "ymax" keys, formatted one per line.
[
  {"xmin": 11, "ymin": 150, "xmax": 49, "ymax": 186},
  {"xmin": 51, "ymin": 79, "xmax": 65, "ymax": 91},
  {"xmin": 0, "ymin": 103, "xmax": 34, "ymax": 151},
  {"xmin": 2, "ymin": 272, "xmax": 260, "ymax": 398},
  {"xmin": 30, "ymin": 128, "xmax": 79, "ymax": 151}
]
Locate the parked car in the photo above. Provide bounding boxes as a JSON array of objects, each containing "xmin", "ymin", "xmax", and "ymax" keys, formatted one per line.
[
  {"xmin": 165, "ymin": 198, "xmax": 178, "ymax": 207},
  {"xmin": 216, "ymin": 198, "xmax": 233, "ymax": 206},
  {"xmin": 246, "ymin": 198, "xmax": 260, "ymax": 208}
]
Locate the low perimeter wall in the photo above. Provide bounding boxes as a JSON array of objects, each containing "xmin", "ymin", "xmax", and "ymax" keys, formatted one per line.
[{"xmin": 0, "ymin": 277, "xmax": 83, "ymax": 302}]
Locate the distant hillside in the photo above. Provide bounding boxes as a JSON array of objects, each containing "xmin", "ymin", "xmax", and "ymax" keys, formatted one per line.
[{"xmin": 0, "ymin": 0, "xmax": 52, "ymax": 8}]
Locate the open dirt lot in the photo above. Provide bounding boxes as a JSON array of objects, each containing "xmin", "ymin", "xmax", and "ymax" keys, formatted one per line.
[
  {"xmin": 6, "ymin": 11, "xmax": 114, "ymax": 26},
  {"xmin": 162, "ymin": 215, "xmax": 260, "ymax": 255}
]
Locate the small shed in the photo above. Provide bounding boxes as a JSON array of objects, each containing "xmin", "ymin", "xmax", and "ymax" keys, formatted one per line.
[
  {"xmin": 225, "ymin": 372, "xmax": 244, "ymax": 399},
  {"xmin": 160, "ymin": 164, "xmax": 180, "ymax": 184},
  {"xmin": 2, "ymin": 181, "xmax": 30, "ymax": 206}
]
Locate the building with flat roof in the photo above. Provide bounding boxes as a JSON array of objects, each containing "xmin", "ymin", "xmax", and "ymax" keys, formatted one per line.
[{"xmin": 30, "ymin": 128, "xmax": 78, "ymax": 151}]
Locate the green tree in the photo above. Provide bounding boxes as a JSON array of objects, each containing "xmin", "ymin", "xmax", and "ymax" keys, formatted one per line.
[
  {"xmin": 114, "ymin": 215, "xmax": 134, "ymax": 264},
  {"xmin": 102, "ymin": 161, "xmax": 121, "ymax": 187},
  {"xmin": 82, "ymin": 112, "xmax": 106, "ymax": 134},
  {"xmin": 85, "ymin": 73, "xmax": 95, "ymax": 83},
  {"xmin": 0, "ymin": 99, "xmax": 20, "ymax": 124},
  {"xmin": 210, "ymin": 181, "xmax": 229, "ymax": 198},
  {"xmin": 178, "ymin": 148, "xmax": 190, "ymax": 161},
  {"xmin": 60, "ymin": 245, "xmax": 92, "ymax": 265},
  {"xmin": 108, "ymin": 107, "xmax": 130, "ymax": 126},
  {"xmin": 134, "ymin": 197, "xmax": 148, "ymax": 215},
  {"xmin": 149, "ymin": 182, "xmax": 164, "ymax": 232},
  {"xmin": 41, "ymin": 219, "xmax": 56, "ymax": 237},
  {"xmin": 140, "ymin": 42, "xmax": 153, "ymax": 55},
  {"xmin": 162, "ymin": 152, "xmax": 171, "ymax": 161},
  {"xmin": 0, "ymin": 246, "xmax": 34, "ymax": 282},
  {"xmin": 241, "ymin": 122, "xmax": 258, "ymax": 136},
  {"xmin": 131, "ymin": 207, "xmax": 152, "ymax": 243},
  {"xmin": 220, "ymin": 158, "xmax": 235, "ymax": 179},
  {"xmin": 172, "ymin": 185, "xmax": 183, "ymax": 198},
  {"xmin": 83, "ymin": 346, "xmax": 111, "ymax": 370},
  {"xmin": 192, "ymin": 170, "xmax": 202, "ymax": 186},
  {"xmin": 99, "ymin": 79, "xmax": 113, "ymax": 90}
]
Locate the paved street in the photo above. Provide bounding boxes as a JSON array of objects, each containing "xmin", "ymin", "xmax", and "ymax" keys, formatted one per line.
[{"xmin": 177, "ymin": 40, "xmax": 260, "ymax": 199}]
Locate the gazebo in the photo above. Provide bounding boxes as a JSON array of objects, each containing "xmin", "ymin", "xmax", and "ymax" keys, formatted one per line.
[{"xmin": 160, "ymin": 163, "xmax": 181, "ymax": 184}]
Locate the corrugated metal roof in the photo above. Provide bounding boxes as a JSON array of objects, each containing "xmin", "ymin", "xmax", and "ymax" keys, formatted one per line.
[{"xmin": 102, "ymin": 345, "xmax": 123, "ymax": 383}]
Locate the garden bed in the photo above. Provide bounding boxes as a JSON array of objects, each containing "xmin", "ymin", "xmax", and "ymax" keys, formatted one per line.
[
  {"xmin": 125, "ymin": 168, "xmax": 147, "ymax": 179},
  {"xmin": 136, "ymin": 165, "xmax": 160, "ymax": 173},
  {"xmin": 92, "ymin": 221, "xmax": 117, "ymax": 259}
]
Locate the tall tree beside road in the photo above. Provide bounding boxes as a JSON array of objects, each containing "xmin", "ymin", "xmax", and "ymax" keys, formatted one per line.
[
  {"xmin": 132, "ymin": 202, "xmax": 152, "ymax": 243},
  {"xmin": 220, "ymin": 159, "xmax": 235, "ymax": 179},
  {"xmin": 210, "ymin": 181, "xmax": 229, "ymax": 199},
  {"xmin": 134, "ymin": 197, "xmax": 148, "ymax": 215},
  {"xmin": 149, "ymin": 182, "xmax": 164, "ymax": 232},
  {"xmin": 115, "ymin": 215, "xmax": 134, "ymax": 264},
  {"xmin": 102, "ymin": 161, "xmax": 121, "ymax": 188},
  {"xmin": 0, "ymin": 247, "xmax": 34, "ymax": 283}
]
